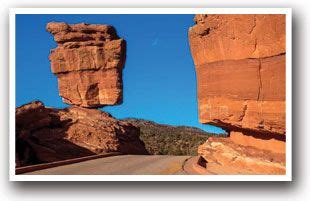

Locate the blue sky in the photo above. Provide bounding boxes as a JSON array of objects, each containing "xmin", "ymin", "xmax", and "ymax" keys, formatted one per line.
[{"xmin": 16, "ymin": 14, "xmax": 225, "ymax": 134}]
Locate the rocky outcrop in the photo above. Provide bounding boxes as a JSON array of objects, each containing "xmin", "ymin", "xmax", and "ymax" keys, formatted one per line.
[
  {"xmin": 198, "ymin": 137, "xmax": 286, "ymax": 175},
  {"xmin": 189, "ymin": 14, "xmax": 286, "ymax": 134},
  {"xmin": 188, "ymin": 14, "xmax": 286, "ymax": 174},
  {"xmin": 47, "ymin": 22, "xmax": 126, "ymax": 108},
  {"xmin": 16, "ymin": 101, "xmax": 148, "ymax": 167}
]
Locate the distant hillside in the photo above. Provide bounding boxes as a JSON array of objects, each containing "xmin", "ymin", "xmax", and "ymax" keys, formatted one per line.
[{"xmin": 122, "ymin": 118, "xmax": 227, "ymax": 156}]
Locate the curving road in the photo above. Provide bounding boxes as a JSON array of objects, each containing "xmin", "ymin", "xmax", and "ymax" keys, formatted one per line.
[{"xmin": 23, "ymin": 155, "xmax": 194, "ymax": 175}]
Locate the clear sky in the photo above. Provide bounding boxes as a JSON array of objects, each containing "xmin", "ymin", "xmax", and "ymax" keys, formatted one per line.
[{"xmin": 16, "ymin": 14, "xmax": 225, "ymax": 134}]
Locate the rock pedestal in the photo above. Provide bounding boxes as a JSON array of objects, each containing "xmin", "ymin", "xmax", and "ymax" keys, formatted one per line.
[{"xmin": 16, "ymin": 101, "xmax": 148, "ymax": 167}]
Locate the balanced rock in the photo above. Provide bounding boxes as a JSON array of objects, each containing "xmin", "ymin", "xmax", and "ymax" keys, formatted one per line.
[
  {"xmin": 188, "ymin": 14, "xmax": 286, "ymax": 174},
  {"xmin": 47, "ymin": 22, "xmax": 126, "ymax": 108},
  {"xmin": 16, "ymin": 101, "xmax": 148, "ymax": 167}
]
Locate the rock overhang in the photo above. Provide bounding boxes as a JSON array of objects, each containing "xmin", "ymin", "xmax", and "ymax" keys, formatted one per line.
[
  {"xmin": 188, "ymin": 14, "xmax": 286, "ymax": 136},
  {"xmin": 188, "ymin": 14, "xmax": 287, "ymax": 174}
]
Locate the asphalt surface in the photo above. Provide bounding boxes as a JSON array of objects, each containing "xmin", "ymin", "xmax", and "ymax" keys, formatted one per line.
[{"xmin": 23, "ymin": 155, "xmax": 193, "ymax": 175}]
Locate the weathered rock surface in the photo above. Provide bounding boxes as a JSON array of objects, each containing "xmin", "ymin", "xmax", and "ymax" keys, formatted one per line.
[
  {"xmin": 188, "ymin": 14, "xmax": 286, "ymax": 174},
  {"xmin": 198, "ymin": 137, "xmax": 286, "ymax": 175},
  {"xmin": 15, "ymin": 101, "xmax": 148, "ymax": 167},
  {"xmin": 47, "ymin": 22, "xmax": 126, "ymax": 108},
  {"xmin": 189, "ymin": 14, "xmax": 286, "ymax": 135},
  {"xmin": 189, "ymin": 14, "xmax": 286, "ymax": 64}
]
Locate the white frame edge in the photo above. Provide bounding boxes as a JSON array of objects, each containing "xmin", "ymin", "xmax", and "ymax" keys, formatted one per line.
[{"xmin": 9, "ymin": 7, "xmax": 292, "ymax": 181}]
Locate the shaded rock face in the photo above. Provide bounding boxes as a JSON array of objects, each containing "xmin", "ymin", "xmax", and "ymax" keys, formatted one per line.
[
  {"xmin": 47, "ymin": 22, "xmax": 126, "ymax": 108},
  {"xmin": 16, "ymin": 101, "xmax": 148, "ymax": 167},
  {"xmin": 188, "ymin": 14, "xmax": 286, "ymax": 174}
]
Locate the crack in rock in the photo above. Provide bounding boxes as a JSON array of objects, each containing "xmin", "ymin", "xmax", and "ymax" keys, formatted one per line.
[
  {"xmin": 257, "ymin": 58, "xmax": 263, "ymax": 101},
  {"xmin": 238, "ymin": 103, "xmax": 248, "ymax": 122},
  {"xmin": 248, "ymin": 16, "xmax": 257, "ymax": 34}
]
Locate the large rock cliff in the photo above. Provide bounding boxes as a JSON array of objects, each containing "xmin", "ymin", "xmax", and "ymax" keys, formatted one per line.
[
  {"xmin": 188, "ymin": 14, "xmax": 286, "ymax": 174},
  {"xmin": 47, "ymin": 22, "xmax": 126, "ymax": 108}
]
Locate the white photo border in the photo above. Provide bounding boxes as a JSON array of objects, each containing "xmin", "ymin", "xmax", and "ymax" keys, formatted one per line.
[{"xmin": 9, "ymin": 7, "xmax": 292, "ymax": 181}]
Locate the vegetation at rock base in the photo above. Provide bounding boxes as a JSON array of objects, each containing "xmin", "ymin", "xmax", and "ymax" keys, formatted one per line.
[{"xmin": 123, "ymin": 118, "xmax": 227, "ymax": 156}]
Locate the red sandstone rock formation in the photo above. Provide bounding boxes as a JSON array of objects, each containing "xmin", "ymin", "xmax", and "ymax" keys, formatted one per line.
[
  {"xmin": 197, "ymin": 137, "xmax": 286, "ymax": 175},
  {"xmin": 188, "ymin": 14, "xmax": 286, "ymax": 174},
  {"xmin": 47, "ymin": 22, "xmax": 126, "ymax": 108},
  {"xmin": 15, "ymin": 101, "xmax": 148, "ymax": 167}
]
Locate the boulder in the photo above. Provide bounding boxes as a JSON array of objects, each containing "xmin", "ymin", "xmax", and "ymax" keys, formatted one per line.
[
  {"xmin": 15, "ymin": 101, "xmax": 148, "ymax": 167},
  {"xmin": 47, "ymin": 22, "xmax": 126, "ymax": 108},
  {"xmin": 197, "ymin": 137, "xmax": 286, "ymax": 175}
]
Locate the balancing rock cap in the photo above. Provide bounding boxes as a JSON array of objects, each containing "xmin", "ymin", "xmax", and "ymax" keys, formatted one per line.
[{"xmin": 47, "ymin": 22, "xmax": 126, "ymax": 108}]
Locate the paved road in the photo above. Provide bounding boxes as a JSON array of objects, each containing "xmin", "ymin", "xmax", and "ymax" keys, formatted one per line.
[{"xmin": 23, "ymin": 155, "xmax": 193, "ymax": 175}]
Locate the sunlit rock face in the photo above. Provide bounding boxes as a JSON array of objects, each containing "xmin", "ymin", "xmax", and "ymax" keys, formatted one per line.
[
  {"xmin": 188, "ymin": 14, "xmax": 286, "ymax": 135},
  {"xmin": 188, "ymin": 14, "xmax": 286, "ymax": 174},
  {"xmin": 47, "ymin": 22, "xmax": 126, "ymax": 108},
  {"xmin": 197, "ymin": 137, "xmax": 286, "ymax": 175}
]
